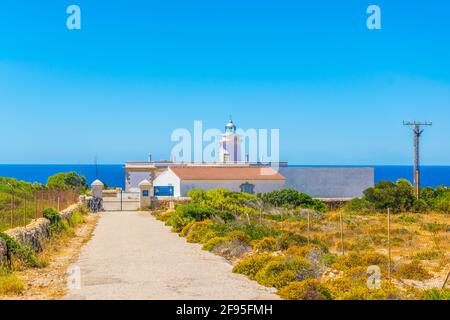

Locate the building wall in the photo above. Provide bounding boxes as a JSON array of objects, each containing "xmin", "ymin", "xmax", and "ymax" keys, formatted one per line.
[
  {"xmin": 278, "ymin": 167, "xmax": 374, "ymax": 198},
  {"xmin": 152, "ymin": 170, "xmax": 181, "ymax": 197},
  {"xmin": 127, "ymin": 171, "xmax": 152, "ymax": 192},
  {"xmin": 180, "ymin": 180, "xmax": 285, "ymax": 196}
]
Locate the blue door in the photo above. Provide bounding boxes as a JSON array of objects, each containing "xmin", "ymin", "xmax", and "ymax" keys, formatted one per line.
[{"xmin": 154, "ymin": 186, "xmax": 174, "ymax": 196}]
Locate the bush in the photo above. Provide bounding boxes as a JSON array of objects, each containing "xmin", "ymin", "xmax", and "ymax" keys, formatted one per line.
[
  {"xmin": 0, "ymin": 232, "xmax": 41, "ymax": 268},
  {"xmin": 180, "ymin": 220, "xmax": 214, "ymax": 243},
  {"xmin": 259, "ymin": 189, "xmax": 327, "ymax": 212},
  {"xmin": 202, "ymin": 230, "xmax": 251, "ymax": 257},
  {"xmin": 166, "ymin": 204, "xmax": 216, "ymax": 232},
  {"xmin": 278, "ymin": 280, "xmax": 332, "ymax": 300},
  {"xmin": 331, "ymin": 252, "xmax": 388, "ymax": 272},
  {"xmin": 276, "ymin": 232, "xmax": 308, "ymax": 250},
  {"xmin": 395, "ymin": 261, "xmax": 432, "ymax": 281},
  {"xmin": 0, "ymin": 273, "xmax": 25, "ymax": 295},
  {"xmin": 252, "ymin": 237, "xmax": 278, "ymax": 252},
  {"xmin": 345, "ymin": 198, "xmax": 376, "ymax": 214},
  {"xmin": 69, "ymin": 211, "xmax": 86, "ymax": 226},
  {"xmin": 43, "ymin": 207, "xmax": 61, "ymax": 225},
  {"xmin": 422, "ymin": 288, "xmax": 450, "ymax": 300},
  {"xmin": 46, "ymin": 172, "xmax": 87, "ymax": 191},
  {"xmin": 255, "ymin": 260, "xmax": 298, "ymax": 288},
  {"xmin": 255, "ymin": 256, "xmax": 315, "ymax": 288},
  {"xmin": 232, "ymin": 254, "xmax": 277, "ymax": 279},
  {"xmin": 211, "ymin": 239, "xmax": 251, "ymax": 260}
]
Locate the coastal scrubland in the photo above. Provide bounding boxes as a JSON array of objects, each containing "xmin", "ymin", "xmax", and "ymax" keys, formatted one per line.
[
  {"xmin": 0, "ymin": 173, "xmax": 87, "ymax": 231},
  {"xmin": 152, "ymin": 183, "xmax": 450, "ymax": 300},
  {"xmin": 0, "ymin": 172, "xmax": 91, "ymax": 299}
]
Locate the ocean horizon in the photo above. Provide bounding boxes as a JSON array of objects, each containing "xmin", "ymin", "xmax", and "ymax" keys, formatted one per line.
[{"xmin": 0, "ymin": 164, "xmax": 449, "ymax": 190}]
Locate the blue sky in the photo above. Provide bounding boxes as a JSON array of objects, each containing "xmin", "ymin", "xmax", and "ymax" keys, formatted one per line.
[{"xmin": 0, "ymin": 0, "xmax": 449, "ymax": 165}]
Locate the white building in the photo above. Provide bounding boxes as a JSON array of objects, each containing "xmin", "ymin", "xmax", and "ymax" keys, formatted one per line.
[
  {"xmin": 218, "ymin": 118, "xmax": 242, "ymax": 163},
  {"xmin": 152, "ymin": 166, "xmax": 286, "ymax": 197}
]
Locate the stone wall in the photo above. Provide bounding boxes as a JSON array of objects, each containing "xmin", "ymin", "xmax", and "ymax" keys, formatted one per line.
[
  {"xmin": 149, "ymin": 198, "xmax": 191, "ymax": 210},
  {"xmin": 0, "ymin": 202, "xmax": 83, "ymax": 257}
]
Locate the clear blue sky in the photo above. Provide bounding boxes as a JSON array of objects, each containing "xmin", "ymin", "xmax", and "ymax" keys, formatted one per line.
[{"xmin": 0, "ymin": 0, "xmax": 449, "ymax": 165}]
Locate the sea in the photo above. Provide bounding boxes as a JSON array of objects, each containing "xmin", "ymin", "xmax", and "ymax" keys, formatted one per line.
[{"xmin": 0, "ymin": 164, "xmax": 449, "ymax": 189}]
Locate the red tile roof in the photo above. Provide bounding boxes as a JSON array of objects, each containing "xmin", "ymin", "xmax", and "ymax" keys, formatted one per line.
[{"xmin": 169, "ymin": 166, "xmax": 285, "ymax": 181}]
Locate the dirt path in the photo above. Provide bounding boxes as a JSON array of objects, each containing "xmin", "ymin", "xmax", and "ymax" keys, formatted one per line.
[
  {"xmin": 5, "ymin": 214, "xmax": 99, "ymax": 300},
  {"xmin": 65, "ymin": 211, "xmax": 279, "ymax": 300}
]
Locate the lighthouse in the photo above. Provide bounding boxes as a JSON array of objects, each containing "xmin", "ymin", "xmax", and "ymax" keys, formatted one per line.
[{"xmin": 218, "ymin": 118, "xmax": 242, "ymax": 163}]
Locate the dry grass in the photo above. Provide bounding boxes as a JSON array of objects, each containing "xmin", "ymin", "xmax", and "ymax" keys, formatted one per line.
[{"xmin": 278, "ymin": 210, "xmax": 449, "ymax": 290}]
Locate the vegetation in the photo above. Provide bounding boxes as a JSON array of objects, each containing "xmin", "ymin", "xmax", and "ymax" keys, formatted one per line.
[
  {"xmin": 0, "ymin": 174, "xmax": 85, "ymax": 231},
  {"xmin": 0, "ymin": 205, "xmax": 88, "ymax": 298},
  {"xmin": 345, "ymin": 179, "xmax": 450, "ymax": 213},
  {"xmin": 258, "ymin": 189, "xmax": 327, "ymax": 213},
  {"xmin": 152, "ymin": 187, "xmax": 450, "ymax": 300},
  {"xmin": 46, "ymin": 172, "xmax": 88, "ymax": 192}
]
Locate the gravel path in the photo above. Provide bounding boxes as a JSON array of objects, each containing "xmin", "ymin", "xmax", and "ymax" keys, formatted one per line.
[{"xmin": 65, "ymin": 211, "xmax": 279, "ymax": 300}]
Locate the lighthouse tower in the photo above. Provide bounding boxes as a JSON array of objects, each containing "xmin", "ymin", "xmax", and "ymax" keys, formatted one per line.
[{"xmin": 218, "ymin": 118, "xmax": 242, "ymax": 163}]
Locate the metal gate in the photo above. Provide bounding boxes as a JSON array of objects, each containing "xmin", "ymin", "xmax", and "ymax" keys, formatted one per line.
[{"xmin": 102, "ymin": 191, "xmax": 141, "ymax": 211}]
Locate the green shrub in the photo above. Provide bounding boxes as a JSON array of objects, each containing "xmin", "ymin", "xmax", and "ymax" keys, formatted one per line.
[
  {"xmin": 276, "ymin": 232, "xmax": 308, "ymax": 250},
  {"xmin": 232, "ymin": 254, "xmax": 277, "ymax": 279},
  {"xmin": 43, "ymin": 208, "xmax": 61, "ymax": 225},
  {"xmin": 255, "ymin": 260, "xmax": 298, "ymax": 288},
  {"xmin": 259, "ymin": 189, "xmax": 327, "ymax": 212},
  {"xmin": 422, "ymin": 288, "xmax": 450, "ymax": 300},
  {"xmin": 46, "ymin": 172, "xmax": 87, "ymax": 191},
  {"xmin": 166, "ymin": 204, "xmax": 215, "ymax": 232},
  {"xmin": 202, "ymin": 237, "xmax": 228, "ymax": 251},
  {"xmin": 255, "ymin": 256, "xmax": 315, "ymax": 288},
  {"xmin": 395, "ymin": 261, "xmax": 432, "ymax": 281},
  {"xmin": 181, "ymin": 220, "xmax": 214, "ymax": 243},
  {"xmin": 320, "ymin": 253, "xmax": 338, "ymax": 267},
  {"xmin": 331, "ymin": 252, "xmax": 388, "ymax": 271},
  {"xmin": 69, "ymin": 211, "xmax": 86, "ymax": 226},
  {"xmin": 278, "ymin": 279, "xmax": 332, "ymax": 300},
  {"xmin": 345, "ymin": 198, "xmax": 376, "ymax": 214},
  {"xmin": 0, "ymin": 232, "xmax": 41, "ymax": 268}
]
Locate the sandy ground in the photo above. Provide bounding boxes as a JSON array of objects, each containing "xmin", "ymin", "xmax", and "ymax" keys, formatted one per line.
[{"xmin": 65, "ymin": 211, "xmax": 279, "ymax": 300}]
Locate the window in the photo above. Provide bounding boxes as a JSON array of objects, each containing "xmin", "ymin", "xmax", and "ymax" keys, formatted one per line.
[{"xmin": 240, "ymin": 182, "xmax": 255, "ymax": 194}]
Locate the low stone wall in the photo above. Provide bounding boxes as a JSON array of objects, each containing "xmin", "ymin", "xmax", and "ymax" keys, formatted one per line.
[{"xmin": 0, "ymin": 202, "xmax": 84, "ymax": 257}]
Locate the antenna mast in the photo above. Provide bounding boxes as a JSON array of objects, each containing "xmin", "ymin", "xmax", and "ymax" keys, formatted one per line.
[{"xmin": 403, "ymin": 120, "xmax": 432, "ymax": 199}]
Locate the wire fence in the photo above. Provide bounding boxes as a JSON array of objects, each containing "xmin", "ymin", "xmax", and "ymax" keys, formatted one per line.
[{"xmin": 0, "ymin": 189, "xmax": 79, "ymax": 232}]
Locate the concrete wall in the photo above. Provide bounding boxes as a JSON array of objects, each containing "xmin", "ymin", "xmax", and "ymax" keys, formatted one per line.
[
  {"xmin": 180, "ymin": 180, "xmax": 285, "ymax": 197},
  {"xmin": 278, "ymin": 167, "xmax": 374, "ymax": 198}
]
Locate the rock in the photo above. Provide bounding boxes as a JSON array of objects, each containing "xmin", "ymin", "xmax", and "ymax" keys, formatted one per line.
[{"xmin": 0, "ymin": 237, "xmax": 7, "ymax": 263}]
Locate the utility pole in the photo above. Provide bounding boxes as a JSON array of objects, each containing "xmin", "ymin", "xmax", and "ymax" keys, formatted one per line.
[{"xmin": 403, "ymin": 121, "xmax": 432, "ymax": 199}]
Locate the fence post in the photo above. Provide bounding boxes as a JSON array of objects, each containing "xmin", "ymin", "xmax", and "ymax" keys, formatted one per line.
[
  {"xmin": 339, "ymin": 210, "xmax": 345, "ymax": 255},
  {"xmin": 387, "ymin": 208, "xmax": 391, "ymax": 282},
  {"xmin": 24, "ymin": 195, "xmax": 27, "ymax": 226},
  {"xmin": 11, "ymin": 189, "xmax": 15, "ymax": 229},
  {"xmin": 307, "ymin": 210, "xmax": 311, "ymax": 244}
]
